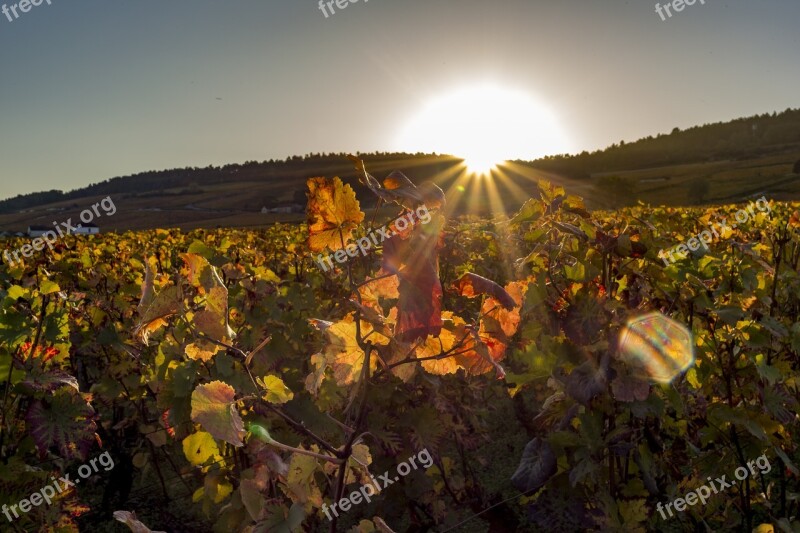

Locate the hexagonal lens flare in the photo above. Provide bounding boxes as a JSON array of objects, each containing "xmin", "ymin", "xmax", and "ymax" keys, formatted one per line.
[{"xmin": 617, "ymin": 312, "xmax": 695, "ymax": 383}]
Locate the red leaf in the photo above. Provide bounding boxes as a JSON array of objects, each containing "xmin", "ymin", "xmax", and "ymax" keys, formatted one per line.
[
  {"xmin": 383, "ymin": 215, "xmax": 445, "ymax": 343},
  {"xmin": 453, "ymin": 273, "xmax": 516, "ymax": 310}
]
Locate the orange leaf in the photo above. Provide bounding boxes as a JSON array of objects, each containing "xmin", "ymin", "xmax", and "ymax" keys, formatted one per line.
[
  {"xmin": 307, "ymin": 314, "xmax": 389, "ymax": 388},
  {"xmin": 306, "ymin": 177, "xmax": 365, "ymax": 252},
  {"xmin": 416, "ymin": 331, "xmax": 460, "ymax": 375}
]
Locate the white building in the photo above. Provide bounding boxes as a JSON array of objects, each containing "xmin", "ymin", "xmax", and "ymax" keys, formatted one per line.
[
  {"xmin": 73, "ymin": 223, "xmax": 100, "ymax": 235},
  {"xmin": 28, "ymin": 223, "xmax": 100, "ymax": 236},
  {"xmin": 27, "ymin": 225, "xmax": 52, "ymax": 237}
]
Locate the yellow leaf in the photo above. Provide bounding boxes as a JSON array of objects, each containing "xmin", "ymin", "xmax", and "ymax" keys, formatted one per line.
[
  {"xmin": 284, "ymin": 449, "xmax": 323, "ymax": 505},
  {"xmin": 306, "ymin": 177, "xmax": 365, "ymax": 252},
  {"xmin": 417, "ymin": 332, "xmax": 460, "ymax": 375},
  {"xmin": 317, "ymin": 314, "xmax": 389, "ymax": 387},
  {"xmin": 210, "ymin": 480, "xmax": 233, "ymax": 504},
  {"xmin": 182, "ymin": 431, "xmax": 220, "ymax": 466},
  {"xmin": 261, "ymin": 375, "xmax": 294, "ymax": 404},
  {"xmin": 185, "ymin": 340, "xmax": 221, "ymax": 362},
  {"xmin": 686, "ymin": 367, "xmax": 701, "ymax": 389}
]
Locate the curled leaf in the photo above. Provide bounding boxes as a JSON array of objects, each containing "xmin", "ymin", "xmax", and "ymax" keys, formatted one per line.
[
  {"xmin": 511, "ymin": 437, "xmax": 557, "ymax": 492},
  {"xmin": 453, "ymin": 273, "xmax": 516, "ymax": 310},
  {"xmin": 113, "ymin": 511, "xmax": 167, "ymax": 533}
]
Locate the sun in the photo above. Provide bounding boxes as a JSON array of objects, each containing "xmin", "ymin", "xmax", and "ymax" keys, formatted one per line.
[{"xmin": 395, "ymin": 83, "xmax": 571, "ymax": 174}]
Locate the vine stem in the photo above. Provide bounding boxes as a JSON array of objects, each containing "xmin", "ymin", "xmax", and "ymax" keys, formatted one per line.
[
  {"xmin": 264, "ymin": 439, "xmax": 343, "ymax": 464},
  {"xmin": 330, "ymin": 338, "xmax": 373, "ymax": 533},
  {"xmin": 0, "ymin": 293, "xmax": 49, "ymax": 457},
  {"xmin": 252, "ymin": 402, "xmax": 340, "ymax": 457}
]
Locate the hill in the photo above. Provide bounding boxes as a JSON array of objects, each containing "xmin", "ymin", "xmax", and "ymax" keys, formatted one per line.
[{"xmin": 1, "ymin": 108, "xmax": 800, "ymax": 232}]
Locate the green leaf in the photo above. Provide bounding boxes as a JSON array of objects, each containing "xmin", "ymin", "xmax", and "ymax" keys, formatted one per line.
[
  {"xmin": 187, "ymin": 240, "xmax": 218, "ymax": 260},
  {"xmin": 564, "ymin": 261, "xmax": 586, "ymax": 282},
  {"xmin": 240, "ymin": 479, "xmax": 264, "ymax": 521},
  {"xmin": 569, "ymin": 449, "xmax": 600, "ymax": 487},
  {"xmin": 25, "ymin": 388, "xmax": 97, "ymax": 459},
  {"xmin": 757, "ymin": 362, "xmax": 782, "ymax": 386},
  {"xmin": 685, "ymin": 367, "xmax": 701, "ymax": 389},
  {"xmin": 261, "ymin": 502, "xmax": 305, "ymax": 533},
  {"xmin": 509, "ymin": 199, "xmax": 543, "ymax": 225},
  {"xmin": 546, "ymin": 430, "xmax": 581, "ymax": 449},
  {"xmin": 0, "ymin": 351, "xmax": 25, "ymax": 385},
  {"xmin": 511, "ymin": 437, "xmax": 557, "ymax": 492}
]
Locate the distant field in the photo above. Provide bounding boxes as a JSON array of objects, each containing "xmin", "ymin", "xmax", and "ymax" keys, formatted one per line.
[
  {"xmin": 582, "ymin": 149, "xmax": 800, "ymax": 208},
  {"xmin": 1, "ymin": 149, "xmax": 799, "ymax": 232}
]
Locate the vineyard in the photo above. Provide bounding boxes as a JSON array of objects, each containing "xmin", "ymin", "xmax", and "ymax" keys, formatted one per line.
[{"xmin": 2, "ymin": 163, "xmax": 800, "ymax": 533}]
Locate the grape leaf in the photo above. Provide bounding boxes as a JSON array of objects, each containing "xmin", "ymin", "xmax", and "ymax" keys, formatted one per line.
[
  {"xmin": 113, "ymin": 511, "xmax": 167, "ymax": 533},
  {"xmin": 306, "ymin": 176, "xmax": 364, "ymax": 252},
  {"xmin": 308, "ymin": 313, "xmax": 389, "ymax": 388},
  {"xmin": 182, "ymin": 253, "xmax": 225, "ymax": 294},
  {"xmin": 134, "ymin": 286, "xmax": 180, "ymax": 344},
  {"xmin": 185, "ymin": 340, "xmax": 221, "ymax": 363},
  {"xmin": 26, "ymin": 388, "xmax": 97, "ymax": 459},
  {"xmin": 240, "ymin": 478, "xmax": 264, "ymax": 521},
  {"xmin": 511, "ymin": 437, "xmax": 557, "ymax": 492},
  {"xmin": 182, "ymin": 431, "xmax": 220, "ymax": 466},
  {"xmin": 284, "ymin": 451, "xmax": 322, "ymax": 505},
  {"xmin": 383, "ymin": 215, "xmax": 445, "ymax": 343},
  {"xmin": 261, "ymin": 502, "xmax": 306, "ymax": 533},
  {"xmin": 416, "ymin": 330, "xmax": 460, "ymax": 375},
  {"xmin": 190, "ymin": 381, "xmax": 245, "ymax": 447},
  {"xmin": 19, "ymin": 368, "xmax": 79, "ymax": 393},
  {"xmin": 260, "ymin": 375, "xmax": 294, "ymax": 404},
  {"xmin": 452, "ymin": 273, "xmax": 516, "ymax": 310}
]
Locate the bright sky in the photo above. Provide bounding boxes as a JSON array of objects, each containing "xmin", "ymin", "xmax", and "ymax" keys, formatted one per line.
[{"xmin": 0, "ymin": 0, "xmax": 798, "ymax": 198}]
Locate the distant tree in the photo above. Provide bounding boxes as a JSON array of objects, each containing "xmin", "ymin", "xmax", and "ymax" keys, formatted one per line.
[
  {"xmin": 688, "ymin": 177, "xmax": 710, "ymax": 204},
  {"xmin": 794, "ymin": 159, "xmax": 800, "ymax": 174}
]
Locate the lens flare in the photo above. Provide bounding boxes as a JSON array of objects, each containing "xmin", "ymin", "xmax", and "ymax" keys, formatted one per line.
[{"xmin": 617, "ymin": 312, "xmax": 694, "ymax": 383}]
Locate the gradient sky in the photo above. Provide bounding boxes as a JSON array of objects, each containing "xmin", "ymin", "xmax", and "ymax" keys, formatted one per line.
[{"xmin": 0, "ymin": 0, "xmax": 798, "ymax": 198}]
